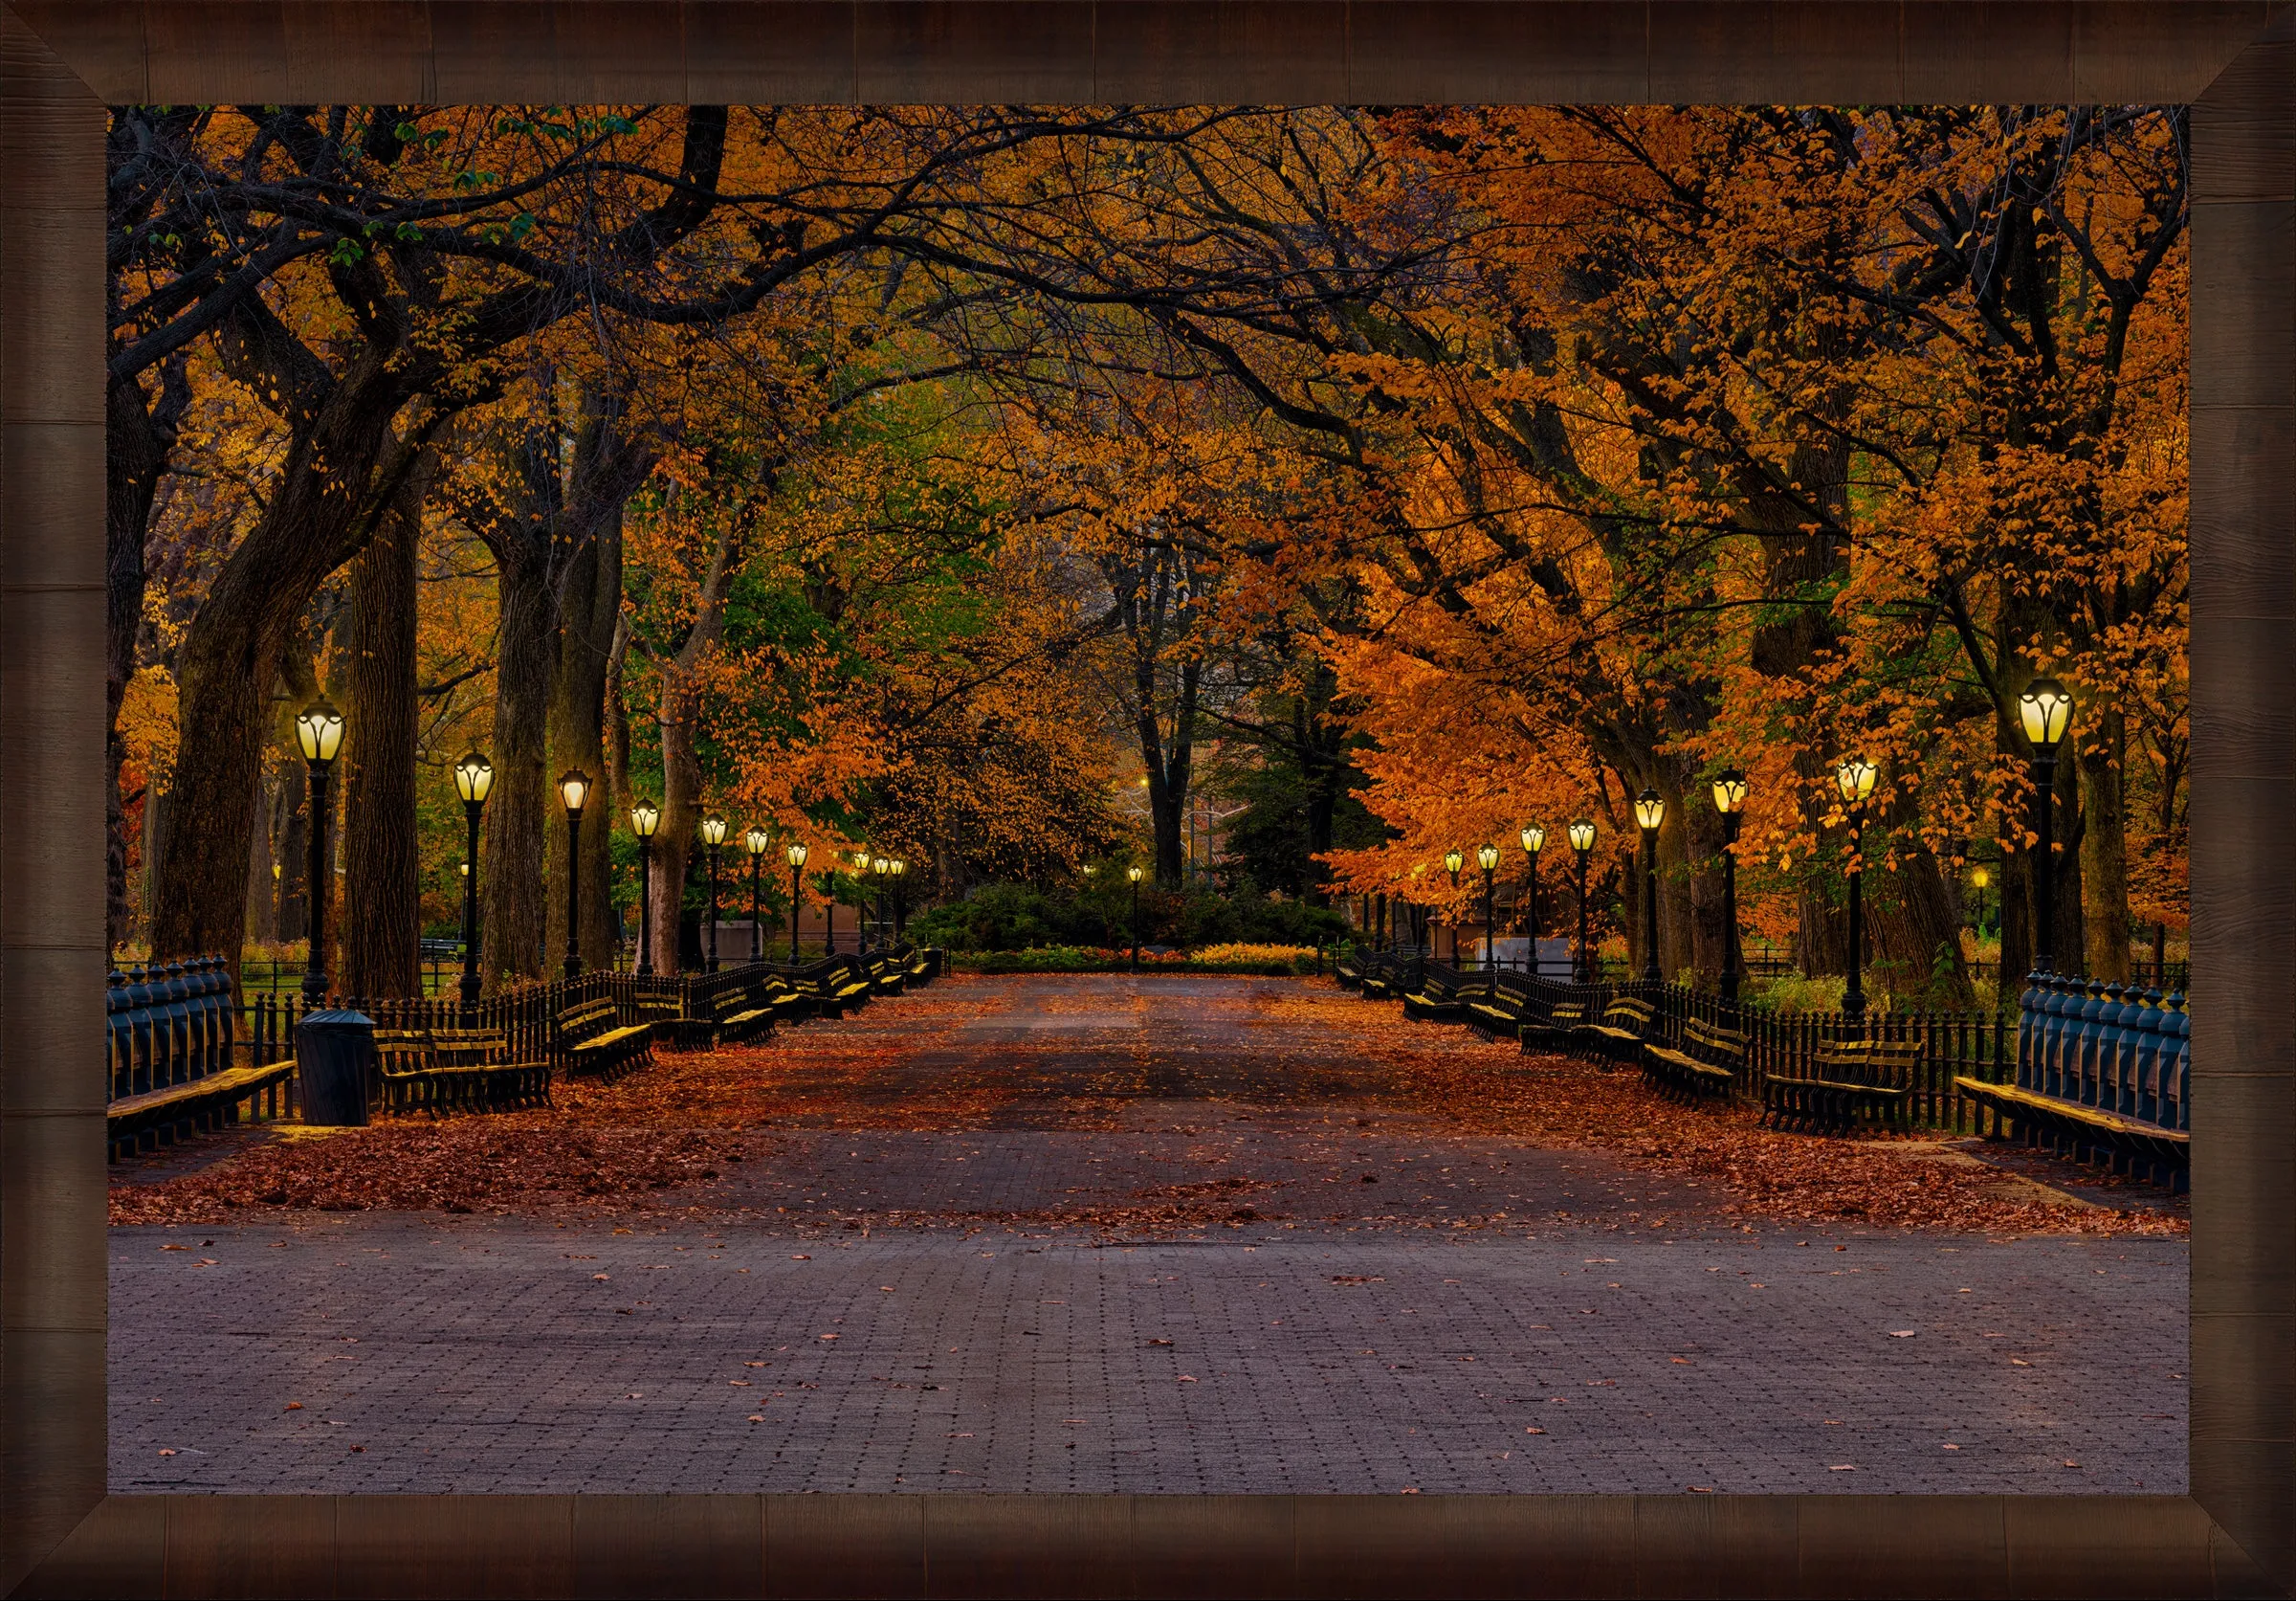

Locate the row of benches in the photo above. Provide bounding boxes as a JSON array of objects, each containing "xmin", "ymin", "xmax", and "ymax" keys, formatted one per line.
[
  {"xmin": 386, "ymin": 946, "xmax": 946, "ymax": 1114},
  {"xmin": 106, "ymin": 945, "xmax": 946, "ymax": 1152},
  {"xmin": 1336, "ymin": 948, "xmax": 2192, "ymax": 1179}
]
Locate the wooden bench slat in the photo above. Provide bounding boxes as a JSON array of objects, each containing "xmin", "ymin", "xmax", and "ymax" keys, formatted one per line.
[{"xmin": 1954, "ymin": 1076, "xmax": 2191, "ymax": 1145}]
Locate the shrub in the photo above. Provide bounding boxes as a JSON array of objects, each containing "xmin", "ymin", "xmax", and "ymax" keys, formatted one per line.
[
  {"xmin": 1191, "ymin": 942, "xmax": 1319, "ymax": 974},
  {"xmin": 911, "ymin": 881, "xmax": 1345, "ymax": 955}
]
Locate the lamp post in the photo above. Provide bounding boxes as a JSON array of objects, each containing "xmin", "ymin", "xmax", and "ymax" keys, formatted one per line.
[
  {"xmin": 872, "ymin": 856, "xmax": 891, "ymax": 948},
  {"xmin": 1835, "ymin": 756, "xmax": 1879, "ymax": 1026},
  {"xmin": 294, "ymin": 697, "xmax": 345, "ymax": 1004},
  {"xmin": 1444, "ymin": 849, "xmax": 1465, "ymax": 964},
  {"xmin": 1969, "ymin": 864, "xmax": 1993, "ymax": 942},
  {"xmin": 850, "ymin": 849, "xmax": 872, "ymax": 954},
  {"xmin": 1568, "ymin": 819, "xmax": 1596, "ymax": 984},
  {"xmin": 557, "ymin": 770, "xmax": 591, "ymax": 978},
  {"xmin": 785, "ymin": 841, "xmax": 809, "ymax": 961},
  {"xmin": 1711, "ymin": 769, "xmax": 1747, "ymax": 1002},
  {"xmin": 1633, "ymin": 788, "xmax": 1666, "ymax": 984},
  {"xmin": 700, "ymin": 812, "xmax": 728, "ymax": 973},
  {"xmin": 1476, "ymin": 843, "xmax": 1499, "ymax": 970},
  {"xmin": 2018, "ymin": 678, "xmax": 2075, "ymax": 976},
  {"xmin": 890, "ymin": 858, "xmax": 907, "ymax": 940},
  {"xmin": 1519, "ymin": 825, "xmax": 1545, "ymax": 966},
  {"xmin": 1127, "ymin": 865, "xmax": 1144, "ymax": 971},
  {"xmin": 629, "ymin": 799, "xmax": 661, "ymax": 976},
  {"xmin": 453, "ymin": 751, "xmax": 494, "ymax": 1009},
  {"xmin": 743, "ymin": 827, "xmax": 769, "ymax": 964}
]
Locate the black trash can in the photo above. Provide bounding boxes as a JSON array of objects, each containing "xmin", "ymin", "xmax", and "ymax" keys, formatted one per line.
[{"xmin": 296, "ymin": 1008, "xmax": 377, "ymax": 1126}]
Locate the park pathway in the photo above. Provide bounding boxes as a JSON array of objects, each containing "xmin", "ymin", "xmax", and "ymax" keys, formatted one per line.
[{"xmin": 109, "ymin": 974, "xmax": 2188, "ymax": 1495}]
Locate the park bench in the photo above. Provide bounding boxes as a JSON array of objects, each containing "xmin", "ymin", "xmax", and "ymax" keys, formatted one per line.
[
  {"xmin": 896, "ymin": 945, "xmax": 937, "ymax": 986},
  {"xmin": 1465, "ymin": 970, "xmax": 1533, "ymax": 1040},
  {"xmin": 796, "ymin": 959, "xmax": 874, "ymax": 1018},
  {"xmin": 631, "ymin": 990, "xmax": 691, "ymax": 1049},
  {"xmin": 1334, "ymin": 949, "xmax": 1366, "ymax": 990},
  {"xmin": 759, "ymin": 973, "xmax": 817, "ymax": 1025},
  {"xmin": 1643, "ymin": 1016, "xmax": 1746, "ymax": 1102},
  {"xmin": 1358, "ymin": 954, "xmax": 1409, "ymax": 1002},
  {"xmin": 377, "ymin": 1027, "xmax": 549, "ymax": 1116},
  {"xmin": 712, "ymin": 982, "xmax": 784, "ymax": 1045},
  {"xmin": 556, "ymin": 995, "xmax": 653, "ymax": 1079},
  {"xmin": 1578, "ymin": 996, "xmax": 1658, "ymax": 1064},
  {"xmin": 1954, "ymin": 1077, "xmax": 2191, "ymax": 1177},
  {"xmin": 864, "ymin": 952, "xmax": 907, "ymax": 996},
  {"xmin": 1519, "ymin": 998, "xmax": 1586, "ymax": 1054},
  {"xmin": 1762, "ymin": 1039, "xmax": 1921, "ymax": 1135},
  {"xmin": 106, "ymin": 1059, "xmax": 298, "ymax": 1161},
  {"xmin": 1949, "ymin": 976, "xmax": 2190, "ymax": 1190},
  {"xmin": 1402, "ymin": 964, "xmax": 1474, "ymax": 1023}
]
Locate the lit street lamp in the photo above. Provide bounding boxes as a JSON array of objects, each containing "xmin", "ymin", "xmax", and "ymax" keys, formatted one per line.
[
  {"xmin": 1836, "ymin": 756, "xmax": 1879, "ymax": 1026},
  {"xmin": 294, "ymin": 696, "xmax": 345, "ymax": 1004},
  {"xmin": 2018, "ymin": 678, "xmax": 2075, "ymax": 976},
  {"xmin": 1520, "ymin": 825, "xmax": 1545, "ymax": 962},
  {"xmin": 1476, "ymin": 843, "xmax": 1499, "ymax": 970},
  {"xmin": 453, "ymin": 750, "xmax": 494, "ymax": 1010},
  {"xmin": 890, "ymin": 857, "xmax": 907, "ymax": 940},
  {"xmin": 558, "ymin": 770, "xmax": 591, "ymax": 979},
  {"xmin": 1444, "ymin": 848, "xmax": 1465, "ymax": 964},
  {"xmin": 1711, "ymin": 769, "xmax": 1748, "ymax": 1002},
  {"xmin": 785, "ymin": 840, "xmax": 809, "ymax": 961},
  {"xmin": 1969, "ymin": 863, "xmax": 1994, "ymax": 941},
  {"xmin": 700, "ymin": 812, "xmax": 729, "ymax": 973},
  {"xmin": 1568, "ymin": 819, "xmax": 1596, "ymax": 984},
  {"xmin": 1128, "ymin": 865, "xmax": 1145, "ymax": 972},
  {"xmin": 1634, "ymin": 789, "xmax": 1666, "ymax": 984},
  {"xmin": 872, "ymin": 855, "xmax": 892, "ymax": 948},
  {"xmin": 744, "ymin": 826, "xmax": 770, "ymax": 964},
  {"xmin": 629, "ymin": 799, "xmax": 661, "ymax": 976}
]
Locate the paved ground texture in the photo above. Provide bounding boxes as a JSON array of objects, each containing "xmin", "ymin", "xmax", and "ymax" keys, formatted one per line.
[{"xmin": 110, "ymin": 974, "xmax": 2187, "ymax": 1495}]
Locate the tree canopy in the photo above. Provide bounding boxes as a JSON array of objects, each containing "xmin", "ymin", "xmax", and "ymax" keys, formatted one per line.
[{"xmin": 112, "ymin": 101, "xmax": 2187, "ymax": 998}]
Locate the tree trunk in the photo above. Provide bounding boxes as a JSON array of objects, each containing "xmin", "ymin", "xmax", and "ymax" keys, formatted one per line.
[
  {"xmin": 141, "ymin": 789, "xmax": 166, "ymax": 951},
  {"xmin": 483, "ymin": 536, "xmax": 557, "ymax": 988},
  {"xmin": 653, "ymin": 668, "xmax": 704, "ymax": 976},
  {"xmin": 648, "ymin": 490, "xmax": 746, "ymax": 974},
  {"xmin": 106, "ymin": 362, "xmax": 188, "ymax": 952},
  {"xmin": 1998, "ymin": 840, "xmax": 2033, "ymax": 990},
  {"xmin": 245, "ymin": 769, "xmax": 278, "ymax": 945},
  {"xmin": 148, "ymin": 357, "xmax": 420, "ymax": 982},
  {"xmin": 275, "ymin": 768, "xmax": 308, "ymax": 945},
  {"xmin": 547, "ymin": 503, "xmax": 623, "ymax": 973},
  {"xmin": 1872, "ymin": 848, "xmax": 1975, "ymax": 1008},
  {"xmin": 2080, "ymin": 702, "xmax": 2130, "ymax": 982},
  {"xmin": 1137, "ymin": 659, "xmax": 1200, "ymax": 888},
  {"xmin": 340, "ymin": 457, "xmax": 431, "ymax": 1000},
  {"xmin": 605, "ymin": 611, "xmax": 633, "ymax": 817}
]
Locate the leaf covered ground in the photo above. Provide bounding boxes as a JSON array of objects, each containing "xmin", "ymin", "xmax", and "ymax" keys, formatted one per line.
[{"xmin": 110, "ymin": 978, "xmax": 2185, "ymax": 1238}]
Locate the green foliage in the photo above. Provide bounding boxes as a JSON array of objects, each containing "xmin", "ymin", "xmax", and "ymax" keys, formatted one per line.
[
  {"xmin": 909, "ymin": 879, "xmax": 1348, "ymax": 954},
  {"xmin": 909, "ymin": 882, "xmax": 1112, "ymax": 951},
  {"xmin": 947, "ymin": 945, "xmax": 1320, "ymax": 975}
]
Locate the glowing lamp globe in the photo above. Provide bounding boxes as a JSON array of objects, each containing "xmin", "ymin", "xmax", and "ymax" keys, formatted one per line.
[
  {"xmin": 295, "ymin": 697, "xmax": 345, "ymax": 766},
  {"xmin": 453, "ymin": 751, "xmax": 495, "ymax": 805}
]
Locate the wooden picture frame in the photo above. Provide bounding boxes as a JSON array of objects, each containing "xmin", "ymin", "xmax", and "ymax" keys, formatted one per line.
[{"xmin": 2, "ymin": 5, "xmax": 2285, "ymax": 1594}]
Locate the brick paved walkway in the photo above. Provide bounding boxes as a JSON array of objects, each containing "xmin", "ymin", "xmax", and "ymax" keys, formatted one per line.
[{"xmin": 110, "ymin": 975, "xmax": 2187, "ymax": 1495}]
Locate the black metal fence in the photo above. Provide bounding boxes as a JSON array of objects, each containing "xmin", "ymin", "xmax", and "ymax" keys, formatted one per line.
[
  {"xmin": 1352, "ymin": 951, "xmax": 2188, "ymax": 1144},
  {"xmin": 1349, "ymin": 938, "xmax": 2192, "ymax": 1002},
  {"xmin": 237, "ymin": 955, "xmax": 872, "ymax": 1073},
  {"xmin": 115, "ymin": 949, "xmax": 898, "ymax": 1114}
]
